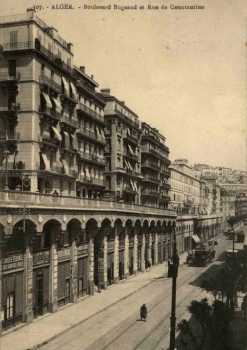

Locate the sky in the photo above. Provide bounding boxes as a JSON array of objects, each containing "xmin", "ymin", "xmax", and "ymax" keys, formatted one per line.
[{"xmin": 0, "ymin": 0, "xmax": 247, "ymax": 170}]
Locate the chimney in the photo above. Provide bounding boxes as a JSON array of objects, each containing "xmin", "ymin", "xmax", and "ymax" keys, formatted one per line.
[
  {"xmin": 120, "ymin": 101, "xmax": 125, "ymax": 105},
  {"xmin": 80, "ymin": 66, "xmax": 85, "ymax": 73},
  {"xmin": 91, "ymin": 74, "xmax": 94, "ymax": 80},
  {"xmin": 101, "ymin": 88, "xmax": 111, "ymax": 95},
  {"xmin": 67, "ymin": 42, "xmax": 73, "ymax": 51},
  {"xmin": 26, "ymin": 7, "xmax": 35, "ymax": 18}
]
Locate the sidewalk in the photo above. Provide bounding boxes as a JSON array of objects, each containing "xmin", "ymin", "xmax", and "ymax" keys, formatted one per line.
[{"xmin": 0, "ymin": 255, "xmax": 188, "ymax": 350}]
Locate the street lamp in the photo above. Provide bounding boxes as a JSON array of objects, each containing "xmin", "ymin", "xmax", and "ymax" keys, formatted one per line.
[
  {"xmin": 169, "ymin": 228, "xmax": 180, "ymax": 350},
  {"xmin": 3, "ymin": 149, "xmax": 10, "ymax": 190}
]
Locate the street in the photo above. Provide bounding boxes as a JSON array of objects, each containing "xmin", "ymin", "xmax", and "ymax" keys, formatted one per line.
[{"xmin": 40, "ymin": 234, "xmax": 230, "ymax": 350}]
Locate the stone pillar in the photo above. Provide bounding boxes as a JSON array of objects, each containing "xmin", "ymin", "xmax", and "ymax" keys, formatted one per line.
[
  {"xmin": 23, "ymin": 238, "xmax": 33, "ymax": 323},
  {"xmin": 124, "ymin": 233, "xmax": 129, "ymax": 278},
  {"xmin": 113, "ymin": 234, "xmax": 119, "ymax": 282},
  {"xmin": 88, "ymin": 237, "xmax": 94, "ymax": 295},
  {"xmin": 154, "ymin": 233, "xmax": 158, "ymax": 265},
  {"xmin": 141, "ymin": 234, "xmax": 146, "ymax": 272},
  {"xmin": 133, "ymin": 233, "xmax": 138, "ymax": 274},
  {"xmin": 0, "ymin": 243, "xmax": 2, "ymax": 333},
  {"xmin": 71, "ymin": 240, "xmax": 78, "ymax": 303},
  {"xmin": 103, "ymin": 236, "xmax": 108, "ymax": 288},
  {"xmin": 147, "ymin": 233, "xmax": 152, "ymax": 265},
  {"xmin": 49, "ymin": 239, "xmax": 58, "ymax": 312}
]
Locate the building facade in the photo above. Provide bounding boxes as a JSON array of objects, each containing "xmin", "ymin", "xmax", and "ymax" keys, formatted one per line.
[
  {"xmin": 100, "ymin": 89, "xmax": 142, "ymax": 205},
  {"xmin": 0, "ymin": 10, "xmax": 223, "ymax": 333},
  {"xmin": 169, "ymin": 159, "xmax": 201, "ymax": 215},
  {"xmin": 141, "ymin": 122, "xmax": 170, "ymax": 208}
]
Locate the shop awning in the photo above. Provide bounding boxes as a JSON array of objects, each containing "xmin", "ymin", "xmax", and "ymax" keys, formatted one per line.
[
  {"xmin": 133, "ymin": 181, "xmax": 138, "ymax": 192},
  {"xmin": 130, "ymin": 179, "xmax": 135, "ymax": 191},
  {"xmin": 124, "ymin": 159, "xmax": 129, "ymax": 170},
  {"xmin": 63, "ymin": 131, "xmax": 70, "ymax": 149},
  {"xmin": 70, "ymin": 81, "xmax": 78, "ymax": 100},
  {"xmin": 61, "ymin": 77, "xmax": 70, "ymax": 96},
  {"xmin": 41, "ymin": 92, "xmax": 52, "ymax": 109},
  {"xmin": 128, "ymin": 144, "xmax": 134, "ymax": 155},
  {"xmin": 71, "ymin": 134, "xmax": 78, "ymax": 150},
  {"xmin": 192, "ymin": 234, "xmax": 200, "ymax": 244},
  {"xmin": 127, "ymin": 160, "xmax": 133, "ymax": 171},
  {"xmin": 52, "ymin": 97, "xmax": 62, "ymax": 114},
  {"xmin": 51, "ymin": 126, "xmax": 62, "ymax": 142},
  {"xmin": 61, "ymin": 159, "xmax": 69, "ymax": 175},
  {"xmin": 41, "ymin": 153, "xmax": 50, "ymax": 171}
]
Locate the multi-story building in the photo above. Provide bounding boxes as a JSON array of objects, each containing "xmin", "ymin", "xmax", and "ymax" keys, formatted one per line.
[
  {"xmin": 169, "ymin": 159, "xmax": 222, "ymax": 255},
  {"xmin": 141, "ymin": 122, "xmax": 170, "ymax": 208},
  {"xmin": 100, "ymin": 88, "xmax": 142, "ymax": 205},
  {"xmin": 169, "ymin": 159, "xmax": 201, "ymax": 215},
  {"xmin": 0, "ymin": 10, "xmax": 179, "ymax": 331},
  {"xmin": 73, "ymin": 66, "xmax": 106, "ymax": 199}
]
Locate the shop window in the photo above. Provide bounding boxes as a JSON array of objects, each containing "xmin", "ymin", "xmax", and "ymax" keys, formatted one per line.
[
  {"xmin": 8, "ymin": 60, "xmax": 16, "ymax": 77},
  {"xmin": 6, "ymin": 293, "xmax": 14, "ymax": 320}
]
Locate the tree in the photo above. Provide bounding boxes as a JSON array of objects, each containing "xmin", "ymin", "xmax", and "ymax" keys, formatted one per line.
[{"xmin": 177, "ymin": 299, "xmax": 233, "ymax": 350}]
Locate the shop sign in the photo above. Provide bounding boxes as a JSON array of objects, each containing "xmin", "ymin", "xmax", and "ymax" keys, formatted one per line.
[
  {"xmin": 3, "ymin": 254, "xmax": 24, "ymax": 271},
  {"xmin": 33, "ymin": 250, "xmax": 50, "ymax": 266},
  {"xmin": 58, "ymin": 247, "xmax": 71, "ymax": 261},
  {"xmin": 78, "ymin": 244, "xmax": 88, "ymax": 257}
]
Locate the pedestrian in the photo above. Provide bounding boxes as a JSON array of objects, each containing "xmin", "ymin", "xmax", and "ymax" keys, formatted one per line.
[
  {"xmin": 140, "ymin": 303, "xmax": 148, "ymax": 321},
  {"xmin": 147, "ymin": 260, "xmax": 151, "ymax": 271}
]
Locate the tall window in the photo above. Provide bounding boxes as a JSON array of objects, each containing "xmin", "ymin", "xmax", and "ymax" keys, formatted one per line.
[
  {"xmin": 8, "ymin": 60, "xmax": 16, "ymax": 78},
  {"xmin": 9, "ymin": 31, "xmax": 18, "ymax": 48}
]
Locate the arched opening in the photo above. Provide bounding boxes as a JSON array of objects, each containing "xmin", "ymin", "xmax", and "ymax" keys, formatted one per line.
[
  {"xmin": 101, "ymin": 219, "xmax": 114, "ymax": 286},
  {"xmin": 2, "ymin": 219, "xmax": 36, "ymax": 328},
  {"xmin": 143, "ymin": 220, "xmax": 150, "ymax": 269}
]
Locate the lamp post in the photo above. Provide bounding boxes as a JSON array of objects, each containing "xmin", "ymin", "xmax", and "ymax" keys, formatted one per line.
[
  {"xmin": 3, "ymin": 150, "xmax": 10, "ymax": 190},
  {"xmin": 169, "ymin": 228, "xmax": 179, "ymax": 350}
]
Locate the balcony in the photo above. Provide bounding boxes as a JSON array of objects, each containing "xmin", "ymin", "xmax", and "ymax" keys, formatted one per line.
[
  {"xmin": 142, "ymin": 134, "xmax": 169, "ymax": 154},
  {"xmin": 141, "ymin": 160, "xmax": 160, "ymax": 171},
  {"xmin": 142, "ymin": 175, "xmax": 160, "ymax": 184},
  {"xmin": 77, "ymin": 103, "xmax": 105, "ymax": 125},
  {"xmin": 3, "ymin": 41, "xmax": 73, "ymax": 76},
  {"xmin": 0, "ymin": 103, "xmax": 20, "ymax": 116},
  {"xmin": 40, "ymin": 107, "xmax": 60, "ymax": 121},
  {"xmin": 142, "ymin": 189, "xmax": 160, "ymax": 197},
  {"xmin": 0, "ymin": 71, "xmax": 21, "ymax": 84},
  {"xmin": 78, "ymin": 151, "xmax": 106, "ymax": 166},
  {"xmin": 39, "ymin": 74, "xmax": 62, "ymax": 94},
  {"xmin": 77, "ymin": 175, "xmax": 104, "ymax": 187},
  {"xmin": 77, "ymin": 128, "xmax": 105, "ymax": 145},
  {"xmin": 0, "ymin": 190, "xmax": 177, "ymax": 217},
  {"xmin": 125, "ymin": 133, "xmax": 139, "ymax": 145},
  {"xmin": 0, "ymin": 132, "xmax": 20, "ymax": 144},
  {"xmin": 123, "ymin": 151, "xmax": 138, "ymax": 162},
  {"xmin": 60, "ymin": 115, "xmax": 79, "ymax": 129}
]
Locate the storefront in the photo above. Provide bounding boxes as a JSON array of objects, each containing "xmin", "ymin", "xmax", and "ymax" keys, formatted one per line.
[
  {"xmin": 32, "ymin": 250, "xmax": 50, "ymax": 317},
  {"xmin": 107, "ymin": 238, "xmax": 114, "ymax": 285},
  {"xmin": 128, "ymin": 235, "xmax": 134, "ymax": 275},
  {"xmin": 137, "ymin": 234, "xmax": 142, "ymax": 271},
  {"xmin": 77, "ymin": 243, "xmax": 89, "ymax": 297},
  {"xmin": 2, "ymin": 254, "xmax": 24, "ymax": 329},
  {"xmin": 158, "ymin": 234, "xmax": 163, "ymax": 263},
  {"xmin": 57, "ymin": 248, "xmax": 72, "ymax": 306}
]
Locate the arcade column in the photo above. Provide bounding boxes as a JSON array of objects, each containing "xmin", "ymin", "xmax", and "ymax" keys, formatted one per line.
[
  {"xmin": 70, "ymin": 239, "xmax": 78, "ymax": 303},
  {"xmin": 23, "ymin": 236, "xmax": 33, "ymax": 323},
  {"xmin": 124, "ymin": 233, "xmax": 129, "ymax": 278},
  {"xmin": 88, "ymin": 237, "xmax": 94, "ymax": 295},
  {"xmin": 113, "ymin": 233, "xmax": 119, "ymax": 282},
  {"xmin": 49, "ymin": 235, "xmax": 58, "ymax": 313}
]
